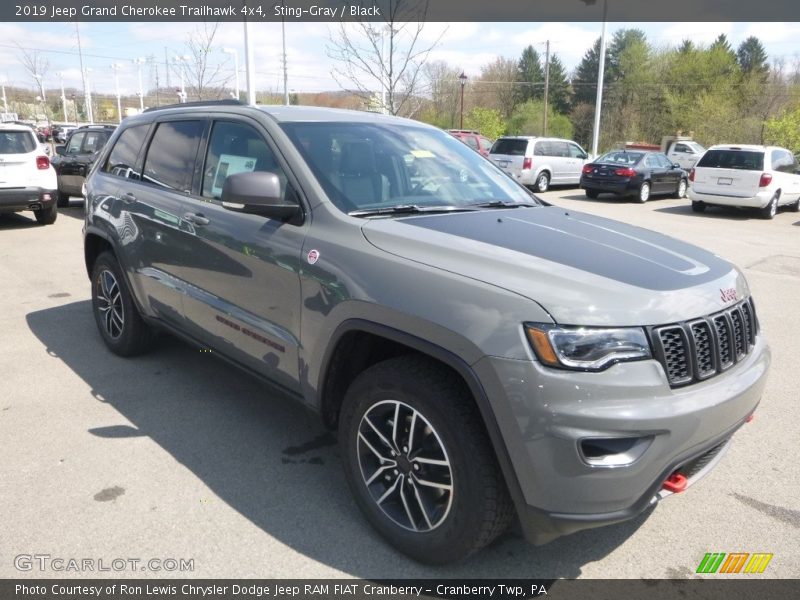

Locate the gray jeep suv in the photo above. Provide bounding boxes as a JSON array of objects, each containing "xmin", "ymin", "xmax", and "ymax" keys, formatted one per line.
[{"xmin": 82, "ymin": 101, "xmax": 770, "ymax": 564}]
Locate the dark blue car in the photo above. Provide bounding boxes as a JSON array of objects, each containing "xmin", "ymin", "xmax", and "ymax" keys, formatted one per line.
[{"xmin": 581, "ymin": 150, "xmax": 688, "ymax": 203}]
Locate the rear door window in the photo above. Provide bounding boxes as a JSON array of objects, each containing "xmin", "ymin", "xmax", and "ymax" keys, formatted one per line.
[
  {"xmin": 142, "ymin": 120, "xmax": 205, "ymax": 192},
  {"xmin": 550, "ymin": 141, "xmax": 570, "ymax": 157},
  {"xmin": 696, "ymin": 150, "xmax": 764, "ymax": 171},
  {"xmin": 491, "ymin": 139, "xmax": 528, "ymax": 156},
  {"xmin": 82, "ymin": 131, "xmax": 108, "ymax": 154},
  {"xmin": 103, "ymin": 124, "xmax": 150, "ymax": 180}
]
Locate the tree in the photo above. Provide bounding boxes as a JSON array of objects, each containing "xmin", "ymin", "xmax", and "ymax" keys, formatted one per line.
[
  {"xmin": 16, "ymin": 45, "xmax": 51, "ymax": 127},
  {"xmin": 710, "ymin": 34, "xmax": 737, "ymax": 62},
  {"xmin": 421, "ymin": 60, "xmax": 462, "ymax": 128},
  {"xmin": 507, "ymin": 100, "xmax": 573, "ymax": 139},
  {"xmin": 571, "ymin": 37, "xmax": 602, "ymax": 106},
  {"xmin": 474, "ymin": 57, "xmax": 518, "ymax": 119},
  {"xmin": 737, "ymin": 36, "xmax": 769, "ymax": 78},
  {"xmin": 764, "ymin": 103, "xmax": 800, "ymax": 154},
  {"xmin": 181, "ymin": 23, "xmax": 231, "ymax": 101},
  {"xmin": 463, "ymin": 107, "xmax": 506, "ymax": 140},
  {"xmin": 516, "ymin": 45, "xmax": 543, "ymax": 103},
  {"xmin": 546, "ymin": 54, "xmax": 571, "ymax": 114},
  {"xmin": 327, "ymin": 0, "xmax": 442, "ymax": 116}
]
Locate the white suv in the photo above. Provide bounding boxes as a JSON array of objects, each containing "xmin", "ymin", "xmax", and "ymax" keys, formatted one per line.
[
  {"xmin": 0, "ymin": 124, "xmax": 59, "ymax": 224},
  {"xmin": 489, "ymin": 136, "xmax": 589, "ymax": 192},
  {"xmin": 688, "ymin": 144, "xmax": 800, "ymax": 219}
]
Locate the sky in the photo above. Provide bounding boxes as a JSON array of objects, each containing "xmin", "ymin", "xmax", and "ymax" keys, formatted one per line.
[{"xmin": 2, "ymin": 21, "xmax": 800, "ymax": 99}]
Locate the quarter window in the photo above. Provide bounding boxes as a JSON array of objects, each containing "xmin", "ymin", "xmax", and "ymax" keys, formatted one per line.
[
  {"xmin": 104, "ymin": 124, "xmax": 150, "ymax": 180},
  {"xmin": 142, "ymin": 120, "xmax": 205, "ymax": 192}
]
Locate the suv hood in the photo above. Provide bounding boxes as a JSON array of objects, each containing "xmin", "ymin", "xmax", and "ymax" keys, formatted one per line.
[{"xmin": 360, "ymin": 206, "xmax": 747, "ymax": 326}]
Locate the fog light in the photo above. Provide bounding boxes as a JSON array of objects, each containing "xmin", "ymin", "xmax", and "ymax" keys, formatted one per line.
[{"xmin": 580, "ymin": 436, "xmax": 653, "ymax": 467}]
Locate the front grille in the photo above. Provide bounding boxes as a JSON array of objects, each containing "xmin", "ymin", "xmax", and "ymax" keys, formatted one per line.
[{"xmin": 651, "ymin": 297, "xmax": 759, "ymax": 388}]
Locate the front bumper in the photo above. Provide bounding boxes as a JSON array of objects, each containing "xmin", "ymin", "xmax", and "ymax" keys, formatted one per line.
[
  {"xmin": 0, "ymin": 187, "xmax": 57, "ymax": 213},
  {"xmin": 473, "ymin": 334, "xmax": 770, "ymax": 544},
  {"xmin": 688, "ymin": 187, "xmax": 772, "ymax": 208}
]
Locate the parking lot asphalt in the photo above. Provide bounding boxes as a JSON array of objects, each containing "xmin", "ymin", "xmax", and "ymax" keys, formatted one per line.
[{"xmin": 1, "ymin": 192, "xmax": 798, "ymax": 579}]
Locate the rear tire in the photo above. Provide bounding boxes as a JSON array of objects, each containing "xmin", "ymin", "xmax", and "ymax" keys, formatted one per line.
[
  {"xmin": 691, "ymin": 201, "xmax": 706, "ymax": 213},
  {"xmin": 57, "ymin": 191, "xmax": 70, "ymax": 207},
  {"xmin": 338, "ymin": 355, "xmax": 513, "ymax": 564},
  {"xmin": 759, "ymin": 194, "xmax": 778, "ymax": 220},
  {"xmin": 90, "ymin": 251, "xmax": 154, "ymax": 357},
  {"xmin": 674, "ymin": 179, "xmax": 688, "ymax": 199},
  {"xmin": 637, "ymin": 181, "xmax": 651, "ymax": 203},
  {"xmin": 790, "ymin": 197, "xmax": 800, "ymax": 212},
  {"xmin": 585, "ymin": 189, "xmax": 599, "ymax": 199},
  {"xmin": 34, "ymin": 203, "xmax": 57, "ymax": 225},
  {"xmin": 535, "ymin": 172, "xmax": 550, "ymax": 193}
]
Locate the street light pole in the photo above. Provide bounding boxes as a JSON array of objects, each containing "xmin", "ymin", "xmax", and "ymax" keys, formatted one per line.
[
  {"xmin": 581, "ymin": 0, "xmax": 608, "ymax": 159},
  {"xmin": 221, "ymin": 48, "xmax": 240, "ymax": 100},
  {"xmin": 173, "ymin": 55, "xmax": 188, "ymax": 103},
  {"xmin": 133, "ymin": 57, "xmax": 146, "ymax": 111},
  {"xmin": 57, "ymin": 72, "xmax": 68, "ymax": 123},
  {"xmin": 458, "ymin": 71, "xmax": 467, "ymax": 129},
  {"xmin": 244, "ymin": 21, "xmax": 256, "ymax": 105},
  {"xmin": 84, "ymin": 68, "xmax": 93, "ymax": 124},
  {"xmin": 111, "ymin": 63, "xmax": 123, "ymax": 123},
  {"xmin": 281, "ymin": 0, "xmax": 289, "ymax": 106}
]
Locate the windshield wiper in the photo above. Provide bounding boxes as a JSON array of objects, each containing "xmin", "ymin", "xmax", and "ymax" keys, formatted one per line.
[
  {"xmin": 348, "ymin": 204, "xmax": 477, "ymax": 217},
  {"xmin": 469, "ymin": 200, "xmax": 541, "ymax": 209}
]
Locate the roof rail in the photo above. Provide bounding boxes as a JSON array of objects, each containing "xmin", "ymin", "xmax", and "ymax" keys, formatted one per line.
[{"xmin": 143, "ymin": 99, "xmax": 245, "ymax": 113}]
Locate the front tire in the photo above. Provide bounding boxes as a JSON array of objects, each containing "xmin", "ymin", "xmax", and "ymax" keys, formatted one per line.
[
  {"xmin": 759, "ymin": 194, "xmax": 778, "ymax": 220},
  {"xmin": 637, "ymin": 181, "xmax": 651, "ymax": 203},
  {"xmin": 339, "ymin": 355, "xmax": 513, "ymax": 564},
  {"xmin": 91, "ymin": 251, "xmax": 154, "ymax": 356},
  {"xmin": 34, "ymin": 203, "xmax": 57, "ymax": 225},
  {"xmin": 535, "ymin": 172, "xmax": 550, "ymax": 193}
]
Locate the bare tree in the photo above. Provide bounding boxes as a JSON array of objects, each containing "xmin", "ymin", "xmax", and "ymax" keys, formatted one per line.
[
  {"xmin": 327, "ymin": 0, "xmax": 443, "ymax": 116},
  {"xmin": 179, "ymin": 23, "xmax": 232, "ymax": 101},
  {"xmin": 422, "ymin": 60, "xmax": 462, "ymax": 127},
  {"xmin": 16, "ymin": 45, "xmax": 51, "ymax": 126},
  {"xmin": 473, "ymin": 57, "xmax": 519, "ymax": 119}
]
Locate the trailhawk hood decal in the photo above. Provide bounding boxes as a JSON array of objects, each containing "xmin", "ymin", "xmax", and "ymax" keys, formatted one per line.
[{"xmin": 361, "ymin": 207, "xmax": 746, "ymax": 326}]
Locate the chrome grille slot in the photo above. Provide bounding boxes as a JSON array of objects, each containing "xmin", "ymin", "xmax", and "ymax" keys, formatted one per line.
[
  {"xmin": 741, "ymin": 302, "xmax": 755, "ymax": 347},
  {"xmin": 713, "ymin": 315, "xmax": 733, "ymax": 369},
  {"xmin": 730, "ymin": 308, "xmax": 746, "ymax": 360},
  {"xmin": 658, "ymin": 327, "xmax": 691, "ymax": 385}
]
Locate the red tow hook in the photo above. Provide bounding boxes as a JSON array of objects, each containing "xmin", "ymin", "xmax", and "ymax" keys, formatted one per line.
[
  {"xmin": 746, "ymin": 413, "xmax": 755, "ymax": 423},
  {"xmin": 662, "ymin": 473, "xmax": 688, "ymax": 493}
]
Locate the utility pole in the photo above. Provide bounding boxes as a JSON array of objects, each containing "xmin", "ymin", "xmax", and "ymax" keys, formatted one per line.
[
  {"xmin": 57, "ymin": 72, "xmax": 68, "ymax": 123},
  {"xmin": 111, "ymin": 63, "xmax": 123, "ymax": 122},
  {"xmin": 244, "ymin": 20, "xmax": 256, "ymax": 104},
  {"xmin": 164, "ymin": 47, "xmax": 170, "ymax": 89},
  {"xmin": 281, "ymin": 6, "xmax": 289, "ymax": 106},
  {"xmin": 543, "ymin": 40, "xmax": 550, "ymax": 136}
]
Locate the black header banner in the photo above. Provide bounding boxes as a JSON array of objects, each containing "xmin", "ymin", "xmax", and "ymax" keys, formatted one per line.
[
  {"xmin": 3, "ymin": 0, "xmax": 800, "ymax": 23},
  {"xmin": 2, "ymin": 579, "xmax": 799, "ymax": 600}
]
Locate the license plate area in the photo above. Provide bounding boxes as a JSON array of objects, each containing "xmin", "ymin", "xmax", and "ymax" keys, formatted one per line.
[{"xmin": 717, "ymin": 177, "xmax": 733, "ymax": 185}]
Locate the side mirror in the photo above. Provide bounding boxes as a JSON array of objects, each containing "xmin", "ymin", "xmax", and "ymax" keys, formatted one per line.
[
  {"xmin": 673, "ymin": 163, "xmax": 681, "ymax": 169},
  {"xmin": 580, "ymin": 153, "xmax": 588, "ymax": 160},
  {"xmin": 221, "ymin": 171, "xmax": 300, "ymax": 221},
  {"xmin": 54, "ymin": 145, "xmax": 65, "ymax": 156}
]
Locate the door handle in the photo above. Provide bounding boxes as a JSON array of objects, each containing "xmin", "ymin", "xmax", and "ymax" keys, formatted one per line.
[
  {"xmin": 184, "ymin": 212, "xmax": 210, "ymax": 226},
  {"xmin": 122, "ymin": 192, "xmax": 136, "ymax": 204}
]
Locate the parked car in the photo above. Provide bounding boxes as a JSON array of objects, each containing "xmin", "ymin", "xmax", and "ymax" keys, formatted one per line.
[
  {"xmin": 688, "ymin": 145, "xmax": 800, "ymax": 219},
  {"xmin": 580, "ymin": 150, "xmax": 688, "ymax": 202},
  {"xmin": 0, "ymin": 124, "xmax": 58, "ymax": 224},
  {"xmin": 489, "ymin": 136, "xmax": 589, "ymax": 192},
  {"xmin": 663, "ymin": 137, "xmax": 706, "ymax": 171},
  {"xmin": 447, "ymin": 129, "xmax": 493, "ymax": 158},
  {"xmin": 83, "ymin": 101, "xmax": 769, "ymax": 564},
  {"xmin": 51, "ymin": 124, "xmax": 116, "ymax": 207}
]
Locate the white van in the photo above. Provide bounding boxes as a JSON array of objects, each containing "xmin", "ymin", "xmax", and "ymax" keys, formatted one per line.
[
  {"xmin": 688, "ymin": 145, "xmax": 800, "ymax": 219},
  {"xmin": 489, "ymin": 136, "xmax": 589, "ymax": 192}
]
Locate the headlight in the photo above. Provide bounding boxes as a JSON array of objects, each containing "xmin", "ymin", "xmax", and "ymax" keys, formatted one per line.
[{"xmin": 525, "ymin": 323, "xmax": 652, "ymax": 371}]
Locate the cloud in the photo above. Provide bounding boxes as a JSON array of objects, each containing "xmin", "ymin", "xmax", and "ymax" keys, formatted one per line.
[
  {"xmin": 657, "ymin": 22, "xmax": 734, "ymax": 47},
  {"xmin": 740, "ymin": 22, "xmax": 800, "ymax": 45}
]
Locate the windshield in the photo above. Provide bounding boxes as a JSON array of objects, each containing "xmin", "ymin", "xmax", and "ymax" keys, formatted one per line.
[
  {"xmin": 280, "ymin": 122, "xmax": 538, "ymax": 214},
  {"xmin": 596, "ymin": 151, "xmax": 644, "ymax": 165},
  {"xmin": 686, "ymin": 141, "xmax": 705, "ymax": 153}
]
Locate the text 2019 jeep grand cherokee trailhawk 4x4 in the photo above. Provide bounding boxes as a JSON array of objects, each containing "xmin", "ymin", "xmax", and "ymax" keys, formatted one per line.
[{"xmin": 82, "ymin": 101, "xmax": 770, "ymax": 564}]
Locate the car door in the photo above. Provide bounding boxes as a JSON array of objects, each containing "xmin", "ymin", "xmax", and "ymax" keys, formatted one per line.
[
  {"xmin": 58, "ymin": 131, "xmax": 86, "ymax": 195},
  {"xmin": 175, "ymin": 117, "xmax": 307, "ymax": 392},
  {"xmin": 772, "ymin": 149, "xmax": 800, "ymax": 203},
  {"xmin": 656, "ymin": 153, "xmax": 682, "ymax": 191},
  {"xmin": 548, "ymin": 141, "xmax": 570, "ymax": 184},
  {"xmin": 74, "ymin": 130, "xmax": 108, "ymax": 192},
  {"xmin": 116, "ymin": 118, "xmax": 206, "ymax": 326},
  {"xmin": 643, "ymin": 153, "xmax": 668, "ymax": 193},
  {"xmin": 567, "ymin": 142, "xmax": 588, "ymax": 184}
]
